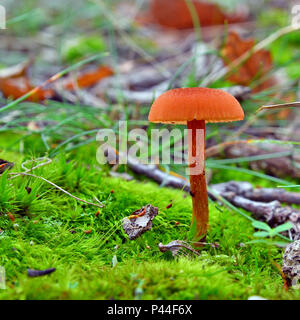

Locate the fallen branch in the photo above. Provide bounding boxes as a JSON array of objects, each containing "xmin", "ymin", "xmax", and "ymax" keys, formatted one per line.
[
  {"xmin": 106, "ymin": 150, "xmax": 300, "ymax": 238},
  {"xmin": 210, "ymin": 182, "xmax": 300, "ymax": 238},
  {"xmin": 216, "ymin": 143, "xmax": 300, "ymax": 179},
  {"xmin": 105, "ymin": 148, "xmax": 190, "ymax": 191},
  {"xmin": 210, "ymin": 181, "xmax": 300, "ymax": 205}
]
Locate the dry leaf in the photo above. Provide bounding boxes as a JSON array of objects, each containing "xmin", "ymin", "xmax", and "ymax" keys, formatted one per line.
[
  {"xmin": 0, "ymin": 60, "xmax": 30, "ymax": 78},
  {"xmin": 221, "ymin": 32, "xmax": 276, "ymax": 92},
  {"xmin": 122, "ymin": 204, "xmax": 158, "ymax": 240},
  {"xmin": 149, "ymin": 0, "xmax": 246, "ymax": 29},
  {"xmin": 64, "ymin": 65, "xmax": 114, "ymax": 90},
  {"xmin": 0, "ymin": 61, "xmax": 54, "ymax": 102},
  {"xmin": 0, "ymin": 159, "xmax": 14, "ymax": 174}
]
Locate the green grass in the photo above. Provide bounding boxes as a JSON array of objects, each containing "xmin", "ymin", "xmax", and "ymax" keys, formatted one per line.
[{"xmin": 0, "ymin": 141, "xmax": 299, "ymax": 300}]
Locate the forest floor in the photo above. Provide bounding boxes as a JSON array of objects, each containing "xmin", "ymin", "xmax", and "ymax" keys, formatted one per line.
[
  {"xmin": 0, "ymin": 1, "xmax": 300, "ymax": 299},
  {"xmin": 0, "ymin": 133, "xmax": 299, "ymax": 300}
]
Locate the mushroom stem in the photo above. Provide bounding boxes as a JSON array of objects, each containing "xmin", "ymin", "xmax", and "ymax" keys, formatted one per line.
[{"xmin": 187, "ymin": 119, "xmax": 208, "ymax": 244}]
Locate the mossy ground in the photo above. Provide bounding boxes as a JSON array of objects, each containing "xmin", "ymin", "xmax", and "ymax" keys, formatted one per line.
[{"xmin": 0, "ymin": 134, "xmax": 299, "ymax": 300}]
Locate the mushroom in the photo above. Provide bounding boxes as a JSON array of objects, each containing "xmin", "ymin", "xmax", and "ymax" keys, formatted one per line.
[{"xmin": 148, "ymin": 87, "xmax": 244, "ymax": 244}]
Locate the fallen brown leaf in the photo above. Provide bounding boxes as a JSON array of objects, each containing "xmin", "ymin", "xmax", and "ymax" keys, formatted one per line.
[
  {"xmin": 64, "ymin": 65, "xmax": 114, "ymax": 90},
  {"xmin": 149, "ymin": 0, "xmax": 247, "ymax": 29},
  {"xmin": 221, "ymin": 31, "xmax": 276, "ymax": 92},
  {"xmin": 0, "ymin": 61, "xmax": 54, "ymax": 101}
]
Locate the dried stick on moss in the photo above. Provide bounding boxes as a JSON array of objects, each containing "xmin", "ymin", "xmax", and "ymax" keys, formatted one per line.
[
  {"xmin": 209, "ymin": 181, "xmax": 300, "ymax": 239},
  {"xmin": 210, "ymin": 181, "xmax": 300, "ymax": 205},
  {"xmin": 106, "ymin": 150, "xmax": 300, "ymax": 237},
  {"xmin": 9, "ymin": 172, "xmax": 105, "ymax": 209},
  {"xmin": 211, "ymin": 190, "xmax": 300, "ymax": 238},
  {"xmin": 106, "ymin": 148, "xmax": 300, "ymax": 205},
  {"xmin": 8, "ymin": 157, "xmax": 52, "ymax": 180},
  {"xmin": 105, "ymin": 148, "xmax": 190, "ymax": 192}
]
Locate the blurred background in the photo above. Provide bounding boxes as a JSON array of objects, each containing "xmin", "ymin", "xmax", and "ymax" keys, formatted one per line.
[{"xmin": 0, "ymin": 0, "xmax": 299, "ymax": 180}]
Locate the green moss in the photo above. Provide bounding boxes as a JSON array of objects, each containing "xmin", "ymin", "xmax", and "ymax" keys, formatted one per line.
[
  {"xmin": 258, "ymin": 9, "xmax": 289, "ymax": 28},
  {"xmin": 0, "ymin": 147, "xmax": 298, "ymax": 300},
  {"xmin": 62, "ymin": 36, "xmax": 107, "ymax": 63}
]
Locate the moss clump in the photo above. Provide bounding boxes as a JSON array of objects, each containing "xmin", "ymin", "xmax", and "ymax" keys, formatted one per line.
[{"xmin": 62, "ymin": 36, "xmax": 107, "ymax": 63}]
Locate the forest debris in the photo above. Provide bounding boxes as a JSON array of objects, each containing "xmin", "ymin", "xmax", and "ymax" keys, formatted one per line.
[
  {"xmin": 104, "ymin": 146, "xmax": 190, "ymax": 191},
  {"xmin": 256, "ymin": 102, "xmax": 300, "ymax": 114},
  {"xmin": 221, "ymin": 31, "xmax": 277, "ymax": 92},
  {"xmin": 0, "ymin": 61, "xmax": 54, "ymax": 102},
  {"xmin": 282, "ymin": 240, "xmax": 300, "ymax": 287},
  {"xmin": 211, "ymin": 182, "xmax": 300, "ymax": 238},
  {"xmin": 64, "ymin": 65, "xmax": 114, "ymax": 90},
  {"xmin": 222, "ymin": 143, "xmax": 300, "ymax": 179},
  {"xmin": 149, "ymin": 0, "xmax": 247, "ymax": 29},
  {"xmin": 210, "ymin": 181, "xmax": 300, "ymax": 205},
  {"xmin": 0, "ymin": 60, "xmax": 30, "ymax": 79},
  {"xmin": 109, "ymin": 171, "xmax": 134, "ymax": 181},
  {"xmin": 0, "ymin": 159, "xmax": 14, "ymax": 174},
  {"xmin": 158, "ymin": 240, "xmax": 200, "ymax": 257},
  {"xmin": 122, "ymin": 204, "xmax": 158, "ymax": 240},
  {"xmin": 27, "ymin": 268, "xmax": 56, "ymax": 277},
  {"xmin": 105, "ymin": 149, "xmax": 300, "ymax": 238}
]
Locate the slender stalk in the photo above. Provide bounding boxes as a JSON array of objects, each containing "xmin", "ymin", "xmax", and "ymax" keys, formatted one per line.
[{"xmin": 187, "ymin": 119, "xmax": 208, "ymax": 244}]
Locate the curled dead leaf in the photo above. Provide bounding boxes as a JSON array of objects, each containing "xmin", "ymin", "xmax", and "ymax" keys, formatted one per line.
[
  {"xmin": 64, "ymin": 65, "xmax": 114, "ymax": 90},
  {"xmin": 122, "ymin": 204, "xmax": 158, "ymax": 240},
  {"xmin": 221, "ymin": 32, "xmax": 276, "ymax": 92}
]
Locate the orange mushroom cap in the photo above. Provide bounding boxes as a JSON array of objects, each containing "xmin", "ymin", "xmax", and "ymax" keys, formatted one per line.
[{"xmin": 148, "ymin": 87, "xmax": 244, "ymax": 124}]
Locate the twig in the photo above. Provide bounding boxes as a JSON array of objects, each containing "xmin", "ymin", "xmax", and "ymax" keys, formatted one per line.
[
  {"xmin": 8, "ymin": 157, "xmax": 52, "ymax": 180},
  {"xmin": 106, "ymin": 150, "xmax": 300, "ymax": 239},
  {"xmin": 256, "ymin": 102, "xmax": 300, "ymax": 114},
  {"xmin": 205, "ymin": 140, "xmax": 250, "ymax": 158},
  {"xmin": 9, "ymin": 172, "xmax": 105, "ymax": 208},
  {"xmin": 210, "ymin": 181, "xmax": 300, "ymax": 206}
]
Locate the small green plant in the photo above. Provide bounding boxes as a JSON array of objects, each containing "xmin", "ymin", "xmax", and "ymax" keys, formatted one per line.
[{"xmin": 247, "ymin": 220, "xmax": 293, "ymax": 247}]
